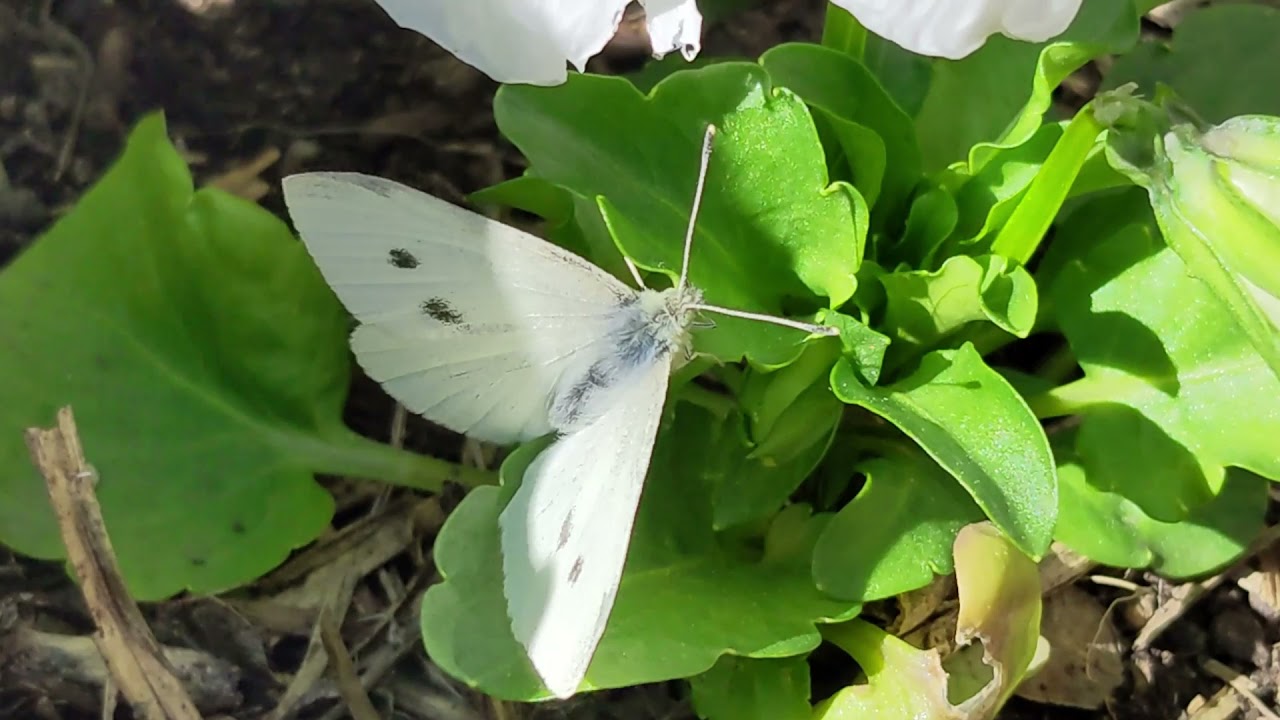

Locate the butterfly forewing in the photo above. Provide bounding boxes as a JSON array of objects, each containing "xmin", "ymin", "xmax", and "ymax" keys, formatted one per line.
[{"xmin": 282, "ymin": 172, "xmax": 635, "ymax": 443}]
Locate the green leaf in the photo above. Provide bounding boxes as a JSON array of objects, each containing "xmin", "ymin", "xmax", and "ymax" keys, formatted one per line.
[
  {"xmin": 691, "ymin": 656, "xmax": 811, "ymax": 720},
  {"xmin": 1100, "ymin": 103, "xmax": 1280, "ymax": 383},
  {"xmin": 1075, "ymin": 404, "xmax": 1215, "ymax": 520},
  {"xmin": 709, "ymin": 405, "xmax": 839, "ymax": 532},
  {"xmin": 820, "ymin": 1, "xmax": 867, "ymax": 59},
  {"xmin": 862, "ymin": 36, "xmax": 933, "ymax": 119},
  {"xmin": 890, "ymin": 183, "xmax": 958, "ymax": 269},
  {"xmin": 1039, "ymin": 191, "xmax": 1280, "ymax": 515},
  {"xmin": 761, "ymin": 43, "xmax": 922, "ymax": 225},
  {"xmin": 740, "ymin": 340, "xmax": 840, "ymax": 444},
  {"xmin": 420, "ymin": 404, "xmax": 857, "ymax": 700},
  {"xmin": 1056, "ymin": 451, "xmax": 1268, "ymax": 579},
  {"xmin": 717, "ymin": 343, "xmax": 843, "ymax": 528},
  {"xmin": 817, "ymin": 310, "xmax": 891, "ymax": 386},
  {"xmin": 816, "ymin": 527, "xmax": 1042, "ymax": 720},
  {"xmin": 988, "ymin": 108, "xmax": 1107, "ymax": 264},
  {"xmin": 813, "ymin": 107, "xmax": 888, "ymax": 211},
  {"xmin": 879, "ymin": 254, "xmax": 1039, "ymax": 358},
  {"xmin": 946, "ymin": 123, "xmax": 1064, "ymax": 254},
  {"xmin": 939, "ymin": 105, "xmax": 1113, "ymax": 267},
  {"xmin": 494, "ymin": 65, "xmax": 866, "ymax": 366},
  {"xmin": 627, "ymin": 53, "xmax": 729, "ymax": 95},
  {"xmin": 813, "ymin": 620, "xmax": 954, "ymax": 720},
  {"xmin": 830, "ymin": 345, "xmax": 1057, "ymax": 558},
  {"xmin": 913, "ymin": 0, "xmax": 1138, "ymax": 170},
  {"xmin": 1104, "ymin": 4, "xmax": 1280, "ymax": 123},
  {"xmin": 812, "ymin": 448, "xmax": 984, "ymax": 602},
  {"xmin": 0, "ymin": 114, "xmax": 465, "ymax": 600},
  {"xmin": 470, "ymin": 175, "xmax": 573, "ymax": 225},
  {"xmin": 948, "ymin": 523, "xmax": 1043, "ymax": 716}
]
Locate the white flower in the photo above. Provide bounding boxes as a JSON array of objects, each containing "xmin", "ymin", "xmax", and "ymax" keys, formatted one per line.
[
  {"xmin": 831, "ymin": 0, "xmax": 1083, "ymax": 59},
  {"xmin": 374, "ymin": 0, "xmax": 702, "ymax": 86}
]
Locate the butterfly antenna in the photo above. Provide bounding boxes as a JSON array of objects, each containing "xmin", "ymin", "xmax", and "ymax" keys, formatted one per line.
[
  {"xmin": 688, "ymin": 303, "xmax": 841, "ymax": 336},
  {"xmin": 623, "ymin": 256, "xmax": 647, "ymax": 289},
  {"xmin": 678, "ymin": 124, "xmax": 717, "ymax": 293}
]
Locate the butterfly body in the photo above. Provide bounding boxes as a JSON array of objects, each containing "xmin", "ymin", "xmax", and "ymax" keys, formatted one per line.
[{"xmin": 550, "ymin": 286, "xmax": 701, "ymax": 432}]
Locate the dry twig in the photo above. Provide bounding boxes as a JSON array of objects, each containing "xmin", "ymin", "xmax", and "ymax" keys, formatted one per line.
[
  {"xmin": 318, "ymin": 607, "xmax": 381, "ymax": 720},
  {"xmin": 1202, "ymin": 658, "xmax": 1280, "ymax": 720},
  {"xmin": 24, "ymin": 406, "xmax": 203, "ymax": 720}
]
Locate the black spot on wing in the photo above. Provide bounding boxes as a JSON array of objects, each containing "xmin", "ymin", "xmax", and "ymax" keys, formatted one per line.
[
  {"xmin": 557, "ymin": 510, "xmax": 574, "ymax": 551},
  {"xmin": 568, "ymin": 556, "xmax": 585, "ymax": 584},
  {"xmin": 388, "ymin": 248, "xmax": 419, "ymax": 269},
  {"xmin": 421, "ymin": 297, "xmax": 464, "ymax": 324}
]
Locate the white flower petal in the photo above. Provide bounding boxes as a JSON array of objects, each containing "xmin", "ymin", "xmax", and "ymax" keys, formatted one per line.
[
  {"xmin": 542, "ymin": 0, "xmax": 632, "ymax": 71},
  {"xmin": 373, "ymin": 0, "xmax": 629, "ymax": 85},
  {"xmin": 831, "ymin": 0, "xmax": 1082, "ymax": 59},
  {"xmin": 998, "ymin": 0, "xmax": 1087, "ymax": 42},
  {"xmin": 641, "ymin": 0, "xmax": 704, "ymax": 61}
]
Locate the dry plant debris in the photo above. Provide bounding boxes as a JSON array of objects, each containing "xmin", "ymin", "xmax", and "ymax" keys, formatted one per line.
[{"xmin": 24, "ymin": 406, "xmax": 203, "ymax": 720}]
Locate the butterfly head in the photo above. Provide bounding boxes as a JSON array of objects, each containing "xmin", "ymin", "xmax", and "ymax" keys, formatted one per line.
[{"xmin": 626, "ymin": 285, "xmax": 700, "ymax": 358}]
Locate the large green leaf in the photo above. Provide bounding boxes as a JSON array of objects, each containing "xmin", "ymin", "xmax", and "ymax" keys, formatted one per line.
[
  {"xmin": 947, "ymin": 123, "xmax": 1065, "ymax": 251},
  {"xmin": 722, "ymin": 343, "xmax": 843, "ymax": 528},
  {"xmin": 878, "ymin": 254, "xmax": 1038, "ymax": 359},
  {"xmin": 891, "ymin": 182, "xmax": 958, "ymax": 268},
  {"xmin": 0, "ymin": 115, "xmax": 466, "ymax": 600},
  {"xmin": 690, "ymin": 656, "xmax": 811, "ymax": 720},
  {"xmin": 761, "ymin": 43, "xmax": 923, "ymax": 225},
  {"xmin": 1056, "ymin": 454, "xmax": 1267, "ymax": 579},
  {"xmin": 419, "ymin": 404, "xmax": 857, "ymax": 700},
  {"xmin": 493, "ymin": 64, "xmax": 867, "ymax": 366},
  {"xmin": 1041, "ymin": 191, "xmax": 1280, "ymax": 519},
  {"xmin": 812, "ymin": 448, "xmax": 983, "ymax": 602},
  {"xmin": 830, "ymin": 345, "xmax": 1057, "ymax": 558}
]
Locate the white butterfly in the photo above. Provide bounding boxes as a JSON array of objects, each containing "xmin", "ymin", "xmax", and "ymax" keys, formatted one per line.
[{"xmin": 281, "ymin": 126, "xmax": 837, "ymax": 699}]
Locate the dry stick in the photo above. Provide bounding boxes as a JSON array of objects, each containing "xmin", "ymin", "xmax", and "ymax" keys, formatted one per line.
[
  {"xmin": 265, "ymin": 569, "xmax": 359, "ymax": 720},
  {"xmin": 318, "ymin": 607, "xmax": 382, "ymax": 720},
  {"xmin": 24, "ymin": 406, "xmax": 203, "ymax": 720},
  {"xmin": 1135, "ymin": 523, "xmax": 1280, "ymax": 651},
  {"xmin": 101, "ymin": 681, "xmax": 118, "ymax": 720},
  {"xmin": 1202, "ymin": 658, "xmax": 1280, "ymax": 720}
]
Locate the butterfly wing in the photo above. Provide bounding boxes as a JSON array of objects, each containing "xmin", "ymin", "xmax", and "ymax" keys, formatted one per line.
[
  {"xmin": 282, "ymin": 172, "xmax": 635, "ymax": 443},
  {"xmin": 499, "ymin": 356, "xmax": 672, "ymax": 698}
]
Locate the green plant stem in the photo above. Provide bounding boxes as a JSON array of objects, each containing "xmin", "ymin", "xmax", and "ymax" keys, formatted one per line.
[
  {"xmin": 821, "ymin": 2, "xmax": 866, "ymax": 59},
  {"xmin": 991, "ymin": 105, "xmax": 1106, "ymax": 264},
  {"xmin": 305, "ymin": 430, "xmax": 497, "ymax": 491}
]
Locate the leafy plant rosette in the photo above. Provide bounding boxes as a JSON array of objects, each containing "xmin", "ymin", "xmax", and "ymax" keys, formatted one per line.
[{"xmin": 1, "ymin": 0, "xmax": 1278, "ymax": 716}]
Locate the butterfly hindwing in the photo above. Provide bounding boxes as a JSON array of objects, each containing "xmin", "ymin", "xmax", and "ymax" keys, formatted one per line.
[{"xmin": 499, "ymin": 357, "xmax": 672, "ymax": 698}]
